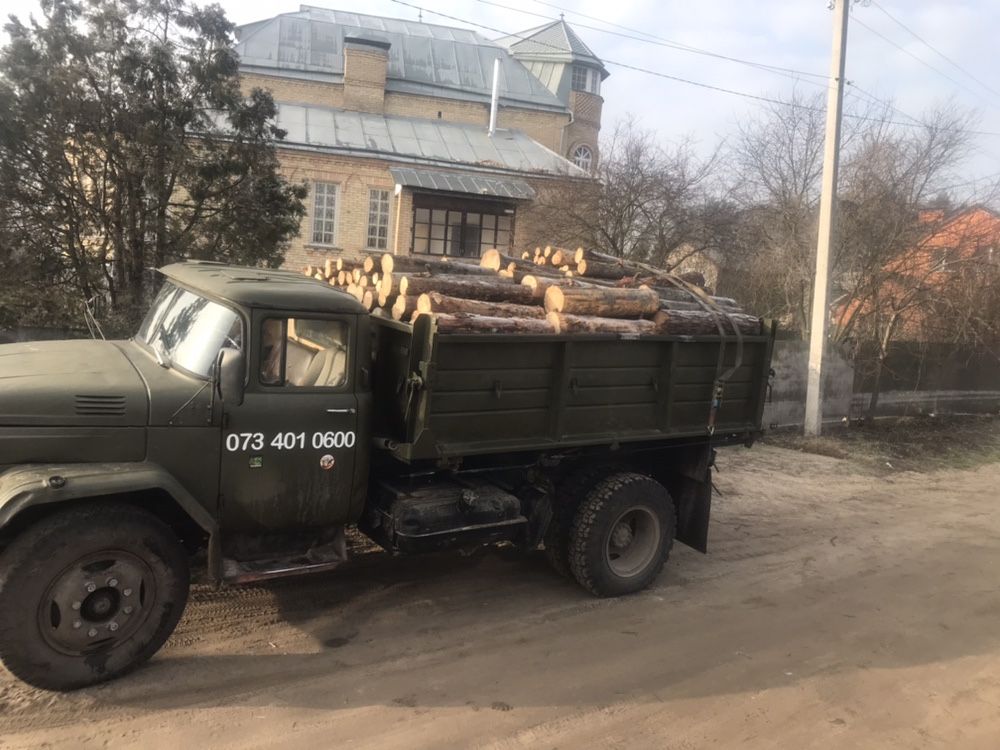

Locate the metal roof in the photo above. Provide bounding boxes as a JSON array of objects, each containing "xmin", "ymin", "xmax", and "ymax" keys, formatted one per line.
[
  {"xmin": 495, "ymin": 20, "xmax": 607, "ymax": 75},
  {"xmin": 159, "ymin": 262, "xmax": 366, "ymax": 314},
  {"xmin": 236, "ymin": 6, "xmax": 567, "ymax": 112},
  {"xmin": 272, "ymin": 103, "xmax": 588, "ymax": 178},
  {"xmin": 389, "ymin": 167, "xmax": 536, "ymax": 200}
]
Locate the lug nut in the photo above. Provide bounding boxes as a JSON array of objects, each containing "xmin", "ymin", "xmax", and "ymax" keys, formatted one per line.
[
  {"xmin": 123, "ymin": 588, "xmax": 132, "ymax": 597},
  {"xmin": 123, "ymin": 606, "xmax": 133, "ymax": 615},
  {"xmin": 73, "ymin": 621, "xmax": 82, "ymax": 629},
  {"xmin": 87, "ymin": 628, "xmax": 97, "ymax": 637},
  {"xmin": 85, "ymin": 582, "xmax": 96, "ymax": 593},
  {"xmin": 72, "ymin": 601, "xmax": 81, "ymax": 611},
  {"xmin": 108, "ymin": 622, "xmax": 119, "ymax": 632},
  {"xmin": 107, "ymin": 578, "xmax": 118, "ymax": 588}
]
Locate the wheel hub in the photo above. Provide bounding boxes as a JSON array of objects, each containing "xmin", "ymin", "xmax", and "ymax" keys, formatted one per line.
[
  {"xmin": 38, "ymin": 551, "xmax": 154, "ymax": 656},
  {"xmin": 81, "ymin": 588, "xmax": 121, "ymax": 622},
  {"xmin": 610, "ymin": 521, "xmax": 634, "ymax": 549},
  {"xmin": 603, "ymin": 506, "xmax": 661, "ymax": 579}
]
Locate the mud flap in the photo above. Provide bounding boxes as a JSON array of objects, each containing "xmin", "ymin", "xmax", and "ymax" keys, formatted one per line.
[
  {"xmin": 674, "ymin": 470, "xmax": 712, "ymax": 553},
  {"xmin": 655, "ymin": 446, "xmax": 714, "ymax": 553}
]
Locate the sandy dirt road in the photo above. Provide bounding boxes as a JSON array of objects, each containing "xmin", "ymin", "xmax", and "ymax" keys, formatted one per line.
[{"xmin": 1, "ymin": 444, "xmax": 999, "ymax": 749}]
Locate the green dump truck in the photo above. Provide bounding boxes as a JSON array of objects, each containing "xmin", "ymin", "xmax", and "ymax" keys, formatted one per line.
[{"xmin": 0, "ymin": 262, "xmax": 775, "ymax": 690}]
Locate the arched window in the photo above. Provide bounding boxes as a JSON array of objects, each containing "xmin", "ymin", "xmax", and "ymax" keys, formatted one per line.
[{"xmin": 572, "ymin": 144, "xmax": 593, "ymax": 172}]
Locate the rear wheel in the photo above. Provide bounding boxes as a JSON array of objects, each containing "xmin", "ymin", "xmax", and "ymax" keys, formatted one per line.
[
  {"xmin": 544, "ymin": 465, "xmax": 616, "ymax": 577},
  {"xmin": 0, "ymin": 504, "xmax": 189, "ymax": 690},
  {"xmin": 568, "ymin": 473, "xmax": 676, "ymax": 597}
]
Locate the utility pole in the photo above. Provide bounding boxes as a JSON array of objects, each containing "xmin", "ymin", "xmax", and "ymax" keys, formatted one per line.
[{"xmin": 804, "ymin": 0, "xmax": 851, "ymax": 436}]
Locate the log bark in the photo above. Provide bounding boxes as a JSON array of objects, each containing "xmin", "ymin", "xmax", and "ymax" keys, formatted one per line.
[
  {"xmin": 547, "ymin": 313, "xmax": 657, "ymax": 335},
  {"xmin": 521, "ymin": 274, "xmax": 582, "ymax": 300},
  {"xmin": 381, "ymin": 253, "xmax": 495, "ymax": 277},
  {"xmin": 417, "ymin": 292, "xmax": 546, "ymax": 319},
  {"xmin": 431, "ymin": 313, "xmax": 555, "ymax": 335},
  {"xmin": 652, "ymin": 309, "xmax": 761, "ymax": 335},
  {"xmin": 544, "ymin": 285, "xmax": 661, "ymax": 318},
  {"xmin": 576, "ymin": 257, "xmax": 640, "ymax": 280},
  {"xmin": 399, "ymin": 274, "xmax": 535, "ymax": 304}
]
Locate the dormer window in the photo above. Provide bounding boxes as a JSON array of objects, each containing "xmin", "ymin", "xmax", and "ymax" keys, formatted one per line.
[{"xmin": 571, "ymin": 65, "xmax": 601, "ymax": 96}]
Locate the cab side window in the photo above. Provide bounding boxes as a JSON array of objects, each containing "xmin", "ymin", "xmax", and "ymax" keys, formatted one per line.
[{"xmin": 259, "ymin": 318, "xmax": 350, "ymax": 388}]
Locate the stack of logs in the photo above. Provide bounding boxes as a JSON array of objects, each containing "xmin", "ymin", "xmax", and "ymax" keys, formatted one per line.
[{"xmin": 302, "ymin": 246, "xmax": 762, "ymax": 336}]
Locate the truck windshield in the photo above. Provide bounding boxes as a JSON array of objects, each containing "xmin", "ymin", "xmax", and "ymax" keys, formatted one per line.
[{"xmin": 137, "ymin": 282, "xmax": 242, "ymax": 378}]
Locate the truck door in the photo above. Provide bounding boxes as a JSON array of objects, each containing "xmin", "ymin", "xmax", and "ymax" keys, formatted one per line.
[{"xmin": 219, "ymin": 312, "xmax": 359, "ymax": 533}]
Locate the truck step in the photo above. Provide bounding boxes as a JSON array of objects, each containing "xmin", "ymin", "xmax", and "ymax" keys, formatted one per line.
[{"xmin": 222, "ymin": 556, "xmax": 345, "ymax": 584}]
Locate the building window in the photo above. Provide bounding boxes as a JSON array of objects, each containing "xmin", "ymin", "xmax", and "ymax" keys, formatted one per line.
[
  {"xmin": 572, "ymin": 144, "xmax": 593, "ymax": 172},
  {"xmin": 367, "ymin": 188, "xmax": 391, "ymax": 250},
  {"xmin": 571, "ymin": 65, "xmax": 601, "ymax": 95},
  {"xmin": 412, "ymin": 197, "xmax": 515, "ymax": 257},
  {"xmin": 311, "ymin": 182, "xmax": 338, "ymax": 245}
]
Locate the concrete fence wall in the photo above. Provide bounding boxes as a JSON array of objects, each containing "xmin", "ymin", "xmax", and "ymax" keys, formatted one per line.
[{"xmin": 763, "ymin": 340, "xmax": 856, "ymax": 429}]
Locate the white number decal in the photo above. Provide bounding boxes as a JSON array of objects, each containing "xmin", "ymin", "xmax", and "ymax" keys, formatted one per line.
[
  {"xmin": 227, "ymin": 431, "xmax": 356, "ymax": 452},
  {"xmin": 226, "ymin": 432, "xmax": 264, "ymax": 452}
]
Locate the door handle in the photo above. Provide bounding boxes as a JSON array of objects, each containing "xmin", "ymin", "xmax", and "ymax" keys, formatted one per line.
[{"xmin": 326, "ymin": 408, "xmax": 356, "ymax": 414}]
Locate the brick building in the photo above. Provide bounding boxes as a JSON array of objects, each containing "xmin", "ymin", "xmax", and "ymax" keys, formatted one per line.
[{"xmin": 235, "ymin": 6, "xmax": 607, "ymax": 269}]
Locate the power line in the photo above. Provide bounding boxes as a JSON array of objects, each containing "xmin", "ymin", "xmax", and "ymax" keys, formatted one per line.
[
  {"xmin": 387, "ymin": 0, "xmax": 1000, "ymax": 137},
  {"xmin": 870, "ymin": 0, "xmax": 1000, "ymax": 101},
  {"xmin": 474, "ymin": 0, "xmax": 829, "ymax": 83},
  {"xmin": 852, "ymin": 16, "xmax": 992, "ymax": 104}
]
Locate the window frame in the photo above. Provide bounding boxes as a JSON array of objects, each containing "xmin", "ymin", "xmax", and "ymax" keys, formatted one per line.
[
  {"xmin": 410, "ymin": 194, "xmax": 516, "ymax": 257},
  {"xmin": 571, "ymin": 65, "xmax": 588, "ymax": 92},
  {"xmin": 572, "ymin": 144, "xmax": 594, "ymax": 172},
  {"xmin": 366, "ymin": 187, "xmax": 392, "ymax": 250},
  {"xmin": 310, "ymin": 181, "xmax": 340, "ymax": 247},
  {"xmin": 256, "ymin": 314, "xmax": 353, "ymax": 392}
]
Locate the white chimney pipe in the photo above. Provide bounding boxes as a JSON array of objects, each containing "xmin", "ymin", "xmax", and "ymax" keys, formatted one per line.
[{"xmin": 488, "ymin": 56, "xmax": 500, "ymax": 136}]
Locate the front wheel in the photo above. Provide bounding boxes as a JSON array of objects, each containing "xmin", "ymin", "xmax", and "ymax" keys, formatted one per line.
[
  {"xmin": 568, "ymin": 473, "xmax": 676, "ymax": 597},
  {"xmin": 0, "ymin": 504, "xmax": 189, "ymax": 690}
]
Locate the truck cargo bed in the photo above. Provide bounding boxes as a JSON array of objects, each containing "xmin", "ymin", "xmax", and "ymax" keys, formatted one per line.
[{"xmin": 372, "ymin": 315, "xmax": 775, "ymax": 462}]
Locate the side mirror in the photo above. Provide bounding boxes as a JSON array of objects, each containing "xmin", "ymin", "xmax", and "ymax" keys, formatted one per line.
[{"xmin": 217, "ymin": 348, "xmax": 245, "ymax": 406}]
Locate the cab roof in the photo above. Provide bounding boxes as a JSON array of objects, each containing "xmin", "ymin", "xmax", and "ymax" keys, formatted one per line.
[{"xmin": 159, "ymin": 262, "xmax": 366, "ymax": 315}]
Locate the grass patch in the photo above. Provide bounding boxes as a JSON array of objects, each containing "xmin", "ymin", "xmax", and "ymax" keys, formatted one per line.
[{"xmin": 764, "ymin": 415, "xmax": 1000, "ymax": 473}]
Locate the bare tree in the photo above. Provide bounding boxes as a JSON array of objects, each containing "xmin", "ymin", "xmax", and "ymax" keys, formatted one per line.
[{"xmin": 533, "ymin": 118, "xmax": 724, "ymax": 270}]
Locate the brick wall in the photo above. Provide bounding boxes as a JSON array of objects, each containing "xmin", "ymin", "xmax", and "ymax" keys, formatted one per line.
[
  {"xmin": 276, "ymin": 149, "xmax": 404, "ymax": 270},
  {"xmin": 343, "ymin": 41, "xmax": 388, "ymax": 114},
  {"xmin": 275, "ymin": 146, "xmax": 582, "ymax": 271},
  {"xmin": 565, "ymin": 90, "xmax": 603, "ymax": 166}
]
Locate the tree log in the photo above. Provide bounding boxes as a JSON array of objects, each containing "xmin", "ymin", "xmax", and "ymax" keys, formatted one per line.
[
  {"xmin": 361, "ymin": 290, "xmax": 375, "ymax": 310},
  {"xmin": 576, "ymin": 257, "xmax": 641, "ymax": 280},
  {"xmin": 547, "ymin": 313, "xmax": 657, "ymax": 335},
  {"xmin": 381, "ymin": 253, "xmax": 495, "ymax": 277},
  {"xmin": 652, "ymin": 309, "xmax": 761, "ymax": 335},
  {"xmin": 399, "ymin": 274, "xmax": 535, "ymax": 304},
  {"xmin": 430, "ymin": 313, "xmax": 555, "ymax": 335},
  {"xmin": 521, "ymin": 274, "xmax": 587, "ymax": 300},
  {"xmin": 544, "ymin": 285, "xmax": 661, "ymax": 318},
  {"xmin": 391, "ymin": 295, "xmax": 419, "ymax": 321},
  {"xmin": 417, "ymin": 292, "xmax": 546, "ymax": 319}
]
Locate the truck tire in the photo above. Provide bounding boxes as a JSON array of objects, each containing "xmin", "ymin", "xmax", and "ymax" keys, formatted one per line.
[
  {"xmin": 568, "ymin": 473, "xmax": 676, "ymax": 597},
  {"xmin": 0, "ymin": 503, "xmax": 189, "ymax": 690},
  {"xmin": 544, "ymin": 465, "xmax": 616, "ymax": 578}
]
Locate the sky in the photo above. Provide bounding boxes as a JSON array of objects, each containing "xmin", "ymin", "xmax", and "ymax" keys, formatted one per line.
[{"xmin": 4, "ymin": 0, "xmax": 1000, "ymax": 196}]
